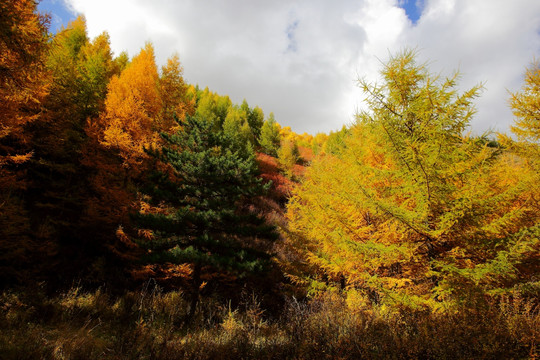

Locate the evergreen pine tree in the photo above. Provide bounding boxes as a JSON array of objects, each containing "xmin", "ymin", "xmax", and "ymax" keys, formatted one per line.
[{"xmin": 134, "ymin": 114, "xmax": 278, "ymax": 318}]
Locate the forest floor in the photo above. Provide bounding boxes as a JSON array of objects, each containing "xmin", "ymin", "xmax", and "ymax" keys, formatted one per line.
[{"xmin": 1, "ymin": 286, "xmax": 538, "ymax": 359}]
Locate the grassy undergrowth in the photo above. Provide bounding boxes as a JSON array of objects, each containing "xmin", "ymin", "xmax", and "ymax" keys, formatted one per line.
[{"xmin": 1, "ymin": 286, "xmax": 538, "ymax": 359}]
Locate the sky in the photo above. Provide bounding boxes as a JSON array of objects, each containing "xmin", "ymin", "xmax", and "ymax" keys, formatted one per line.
[{"xmin": 38, "ymin": 0, "xmax": 540, "ymax": 135}]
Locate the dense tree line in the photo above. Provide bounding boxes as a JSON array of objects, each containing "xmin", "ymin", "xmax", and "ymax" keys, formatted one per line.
[
  {"xmin": 0, "ymin": 4, "xmax": 286, "ymax": 293},
  {"xmin": 0, "ymin": 2, "xmax": 539, "ymax": 358}
]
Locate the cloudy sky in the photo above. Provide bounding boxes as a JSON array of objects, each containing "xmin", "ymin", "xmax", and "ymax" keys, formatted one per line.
[{"xmin": 39, "ymin": 0, "xmax": 540, "ymax": 135}]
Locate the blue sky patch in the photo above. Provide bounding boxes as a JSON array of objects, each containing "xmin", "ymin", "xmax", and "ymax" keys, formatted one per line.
[
  {"xmin": 398, "ymin": 0, "xmax": 424, "ymax": 24},
  {"xmin": 38, "ymin": 0, "xmax": 77, "ymax": 33}
]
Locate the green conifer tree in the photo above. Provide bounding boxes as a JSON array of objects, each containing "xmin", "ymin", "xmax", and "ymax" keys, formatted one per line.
[{"xmin": 134, "ymin": 114, "xmax": 278, "ymax": 319}]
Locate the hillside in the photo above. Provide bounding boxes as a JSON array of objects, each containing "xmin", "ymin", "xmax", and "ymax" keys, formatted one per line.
[{"xmin": 0, "ymin": 2, "xmax": 539, "ymax": 359}]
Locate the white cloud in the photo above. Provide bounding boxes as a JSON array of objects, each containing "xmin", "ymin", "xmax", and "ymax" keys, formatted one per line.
[{"xmin": 66, "ymin": 0, "xmax": 540, "ymax": 135}]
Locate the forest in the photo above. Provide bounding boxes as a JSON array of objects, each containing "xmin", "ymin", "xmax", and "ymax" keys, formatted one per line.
[{"xmin": 0, "ymin": 1, "xmax": 539, "ymax": 359}]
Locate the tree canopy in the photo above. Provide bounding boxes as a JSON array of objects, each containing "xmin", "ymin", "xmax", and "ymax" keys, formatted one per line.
[{"xmin": 287, "ymin": 50, "xmax": 540, "ymax": 310}]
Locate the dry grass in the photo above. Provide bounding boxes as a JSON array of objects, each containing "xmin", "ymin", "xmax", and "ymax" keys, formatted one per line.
[{"xmin": 0, "ymin": 286, "xmax": 538, "ymax": 359}]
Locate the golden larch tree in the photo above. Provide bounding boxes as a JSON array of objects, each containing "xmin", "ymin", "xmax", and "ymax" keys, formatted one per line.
[
  {"xmin": 287, "ymin": 50, "xmax": 540, "ymax": 311},
  {"xmin": 97, "ymin": 42, "xmax": 163, "ymax": 171}
]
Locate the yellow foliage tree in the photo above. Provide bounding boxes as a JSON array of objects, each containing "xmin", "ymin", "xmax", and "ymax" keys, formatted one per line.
[
  {"xmin": 510, "ymin": 63, "xmax": 540, "ymax": 142},
  {"xmin": 159, "ymin": 53, "xmax": 193, "ymax": 130},
  {"xmin": 287, "ymin": 51, "xmax": 540, "ymax": 310},
  {"xmin": 98, "ymin": 42, "xmax": 162, "ymax": 169},
  {"xmin": 277, "ymin": 139, "xmax": 299, "ymax": 179},
  {"xmin": 194, "ymin": 87, "xmax": 232, "ymax": 130},
  {"xmin": 506, "ymin": 61, "xmax": 540, "ymax": 173},
  {"xmin": 0, "ymin": 0, "xmax": 49, "ymax": 156},
  {"xmin": 500, "ymin": 61, "xmax": 540, "ymax": 287},
  {"xmin": 82, "ymin": 42, "xmax": 164, "ymax": 243}
]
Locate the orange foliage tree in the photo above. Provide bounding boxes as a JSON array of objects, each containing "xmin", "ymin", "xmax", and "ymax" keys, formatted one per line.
[
  {"xmin": 21, "ymin": 16, "xmax": 127, "ymax": 287},
  {"xmin": 96, "ymin": 42, "xmax": 163, "ymax": 170},
  {"xmin": 0, "ymin": 0, "xmax": 49, "ymax": 149},
  {"xmin": 83, "ymin": 44, "xmax": 193, "ymax": 280},
  {"xmin": 82, "ymin": 43, "xmax": 163, "ymax": 260},
  {"xmin": 0, "ymin": 0, "xmax": 50, "ymax": 285}
]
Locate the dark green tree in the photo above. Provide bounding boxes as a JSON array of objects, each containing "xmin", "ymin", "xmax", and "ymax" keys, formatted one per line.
[{"xmin": 134, "ymin": 114, "xmax": 278, "ymax": 318}]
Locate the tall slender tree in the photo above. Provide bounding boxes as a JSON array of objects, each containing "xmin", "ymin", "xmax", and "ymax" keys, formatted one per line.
[
  {"xmin": 98, "ymin": 42, "xmax": 162, "ymax": 169},
  {"xmin": 0, "ymin": 0, "xmax": 50, "ymax": 286},
  {"xmin": 159, "ymin": 53, "xmax": 194, "ymax": 131},
  {"xmin": 0, "ymin": 0, "xmax": 50, "ymax": 149},
  {"xmin": 223, "ymin": 105, "xmax": 254, "ymax": 154},
  {"xmin": 78, "ymin": 42, "xmax": 167, "ymax": 283}
]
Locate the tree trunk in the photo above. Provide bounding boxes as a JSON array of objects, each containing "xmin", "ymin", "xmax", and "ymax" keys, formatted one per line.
[{"xmin": 187, "ymin": 263, "xmax": 201, "ymax": 322}]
